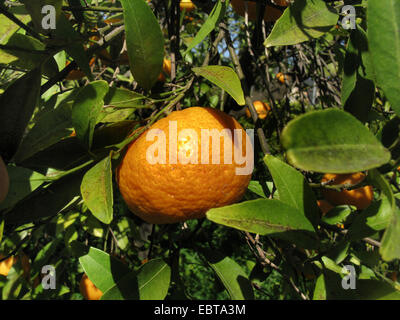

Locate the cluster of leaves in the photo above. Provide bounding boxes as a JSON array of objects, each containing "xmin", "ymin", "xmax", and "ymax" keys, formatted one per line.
[{"xmin": 0, "ymin": 0, "xmax": 400, "ymax": 300}]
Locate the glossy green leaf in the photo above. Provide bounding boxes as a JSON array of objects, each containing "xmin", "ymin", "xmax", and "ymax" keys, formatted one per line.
[
  {"xmin": 121, "ymin": 0, "xmax": 164, "ymax": 90},
  {"xmin": 321, "ymin": 205, "xmax": 352, "ymax": 225},
  {"xmin": 380, "ymin": 209, "xmax": 400, "ymax": 261},
  {"xmin": 192, "ymin": 66, "xmax": 245, "ymax": 105},
  {"xmin": 98, "ymin": 87, "xmax": 146, "ymax": 123},
  {"xmin": 206, "ymin": 199, "xmax": 319, "ymax": 249},
  {"xmin": 79, "ymin": 247, "xmax": 132, "ymax": 293},
  {"xmin": 54, "ymin": 14, "xmax": 93, "ymax": 80},
  {"xmin": 184, "ymin": 0, "xmax": 227, "ymax": 54},
  {"xmin": 264, "ymin": 0, "xmax": 338, "ymax": 47},
  {"xmin": 247, "ymin": 180, "xmax": 267, "ymax": 198},
  {"xmin": 281, "ymin": 109, "xmax": 391, "ymax": 173},
  {"xmin": 71, "ymin": 80, "xmax": 109, "ymax": 150},
  {"xmin": 14, "ymin": 102, "xmax": 73, "ymax": 163},
  {"xmin": 0, "ymin": 68, "xmax": 42, "ymax": 161},
  {"xmin": 202, "ymin": 250, "xmax": 254, "ymax": 300},
  {"xmin": 101, "ymin": 258, "xmax": 171, "ymax": 300},
  {"xmin": 368, "ymin": 0, "xmax": 400, "ymax": 116},
  {"xmin": 313, "ymin": 274, "xmax": 326, "ymax": 300},
  {"xmin": 0, "ymin": 13, "xmax": 31, "ymax": 45},
  {"xmin": 81, "ymin": 155, "xmax": 113, "ymax": 225},
  {"xmin": 264, "ymin": 154, "xmax": 320, "ymax": 227},
  {"xmin": 0, "ymin": 166, "xmax": 45, "ymax": 211},
  {"xmin": 1, "ymin": 33, "xmax": 58, "ymax": 77},
  {"xmin": 4, "ymin": 171, "xmax": 83, "ymax": 226}
]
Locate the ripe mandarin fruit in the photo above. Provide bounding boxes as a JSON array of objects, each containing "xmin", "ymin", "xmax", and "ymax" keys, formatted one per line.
[
  {"xmin": 276, "ymin": 72, "xmax": 286, "ymax": 84},
  {"xmin": 117, "ymin": 107, "xmax": 253, "ymax": 224},
  {"xmin": 0, "ymin": 253, "xmax": 29, "ymax": 277},
  {"xmin": 0, "ymin": 254, "xmax": 14, "ymax": 277},
  {"xmin": 230, "ymin": 0, "xmax": 287, "ymax": 22},
  {"xmin": 0, "ymin": 155, "xmax": 9, "ymax": 203},
  {"xmin": 316, "ymin": 199, "xmax": 334, "ymax": 216},
  {"xmin": 180, "ymin": 0, "xmax": 196, "ymax": 12},
  {"xmin": 321, "ymin": 173, "xmax": 373, "ymax": 210},
  {"xmin": 80, "ymin": 274, "xmax": 103, "ymax": 300},
  {"xmin": 245, "ymin": 101, "xmax": 271, "ymax": 120},
  {"xmin": 157, "ymin": 59, "xmax": 172, "ymax": 82}
]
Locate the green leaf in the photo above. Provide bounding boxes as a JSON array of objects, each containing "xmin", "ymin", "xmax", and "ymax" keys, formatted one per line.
[
  {"xmin": 184, "ymin": 0, "xmax": 227, "ymax": 55},
  {"xmin": 320, "ymin": 256, "xmax": 344, "ymax": 275},
  {"xmin": 368, "ymin": 0, "xmax": 400, "ymax": 116},
  {"xmin": 101, "ymin": 258, "xmax": 171, "ymax": 300},
  {"xmin": 347, "ymin": 171, "xmax": 393, "ymax": 240},
  {"xmin": 247, "ymin": 180, "xmax": 267, "ymax": 198},
  {"xmin": 1, "ymin": 33, "xmax": 58, "ymax": 77},
  {"xmin": 81, "ymin": 155, "xmax": 113, "ymax": 225},
  {"xmin": 4, "ymin": 171, "xmax": 83, "ymax": 227},
  {"xmin": 342, "ymin": 27, "xmax": 375, "ymax": 123},
  {"xmin": 202, "ymin": 250, "xmax": 254, "ymax": 300},
  {"xmin": 0, "ymin": 68, "xmax": 42, "ymax": 161},
  {"xmin": 192, "ymin": 66, "xmax": 245, "ymax": 105},
  {"xmin": 264, "ymin": 0, "xmax": 339, "ymax": 47},
  {"xmin": 264, "ymin": 154, "xmax": 320, "ymax": 227},
  {"xmin": 79, "ymin": 247, "xmax": 131, "ymax": 293},
  {"xmin": 98, "ymin": 87, "xmax": 145, "ymax": 123},
  {"xmin": 313, "ymin": 274, "xmax": 326, "ymax": 300},
  {"xmin": 120, "ymin": 0, "xmax": 164, "ymax": 90},
  {"xmin": 0, "ymin": 13, "xmax": 30, "ymax": 44},
  {"xmin": 0, "ymin": 166, "xmax": 45, "ymax": 211},
  {"xmin": 71, "ymin": 80, "xmax": 109, "ymax": 150},
  {"xmin": 380, "ymin": 209, "xmax": 400, "ymax": 261},
  {"xmin": 206, "ymin": 199, "xmax": 319, "ymax": 249},
  {"xmin": 350, "ymin": 280, "xmax": 400, "ymax": 300},
  {"xmin": 321, "ymin": 205, "xmax": 352, "ymax": 225},
  {"xmin": 281, "ymin": 109, "xmax": 391, "ymax": 173},
  {"xmin": 14, "ymin": 101, "xmax": 73, "ymax": 163},
  {"xmin": 31, "ymin": 239, "xmax": 61, "ymax": 279}
]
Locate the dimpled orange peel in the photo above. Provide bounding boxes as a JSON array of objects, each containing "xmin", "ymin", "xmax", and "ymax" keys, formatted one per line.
[{"xmin": 117, "ymin": 107, "xmax": 253, "ymax": 224}]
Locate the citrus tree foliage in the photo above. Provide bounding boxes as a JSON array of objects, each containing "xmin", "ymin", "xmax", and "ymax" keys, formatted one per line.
[{"xmin": 0, "ymin": 0, "xmax": 400, "ymax": 300}]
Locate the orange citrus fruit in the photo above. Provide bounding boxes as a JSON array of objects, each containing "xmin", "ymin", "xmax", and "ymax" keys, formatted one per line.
[
  {"xmin": 0, "ymin": 253, "xmax": 30, "ymax": 277},
  {"xmin": 157, "ymin": 58, "xmax": 172, "ymax": 82},
  {"xmin": 321, "ymin": 173, "xmax": 373, "ymax": 210},
  {"xmin": 0, "ymin": 254, "xmax": 14, "ymax": 277},
  {"xmin": 117, "ymin": 107, "xmax": 253, "ymax": 224},
  {"xmin": 245, "ymin": 101, "xmax": 271, "ymax": 120},
  {"xmin": 80, "ymin": 274, "xmax": 103, "ymax": 300},
  {"xmin": 276, "ymin": 72, "xmax": 286, "ymax": 84},
  {"xmin": 230, "ymin": 0, "xmax": 287, "ymax": 22},
  {"xmin": 0, "ymin": 155, "xmax": 9, "ymax": 203},
  {"xmin": 180, "ymin": 0, "xmax": 196, "ymax": 12}
]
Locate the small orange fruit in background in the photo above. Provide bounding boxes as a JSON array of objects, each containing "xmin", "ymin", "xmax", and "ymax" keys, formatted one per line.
[
  {"xmin": 0, "ymin": 155, "xmax": 9, "ymax": 203},
  {"xmin": 245, "ymin": 101, "xmax": 271, "ymax": 120},
  {"xmin": 230, "ymin": 0, "xmax": 288, "ymax": 22},
  {"xmin": 276, "ymin": 72, "xmax": 286, "ymax": 84},
  {"xmin": 321, "ymin": 173, "xmax": 373, "ymax": 210},
  {"xmin": 0, "ymin": 255, "xmax": 14, "ymax": 277},
  {"xmin": 180, "ymin": 0, "xmax": 196, "ymax": 12},
  {"xmin": 157, "ymin": 58, "xmax": 172, "ymax": 82},
  {"xmin": 80, "ymin": 274, "xmax": 103, "ymax": 300},
  {"xmin": 117, "ymin": 107, "xmax": 253, "ymax": 224},
  {"xmin": 0, "ymin": 253, "xmax": 30, "ymax": 277}
]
